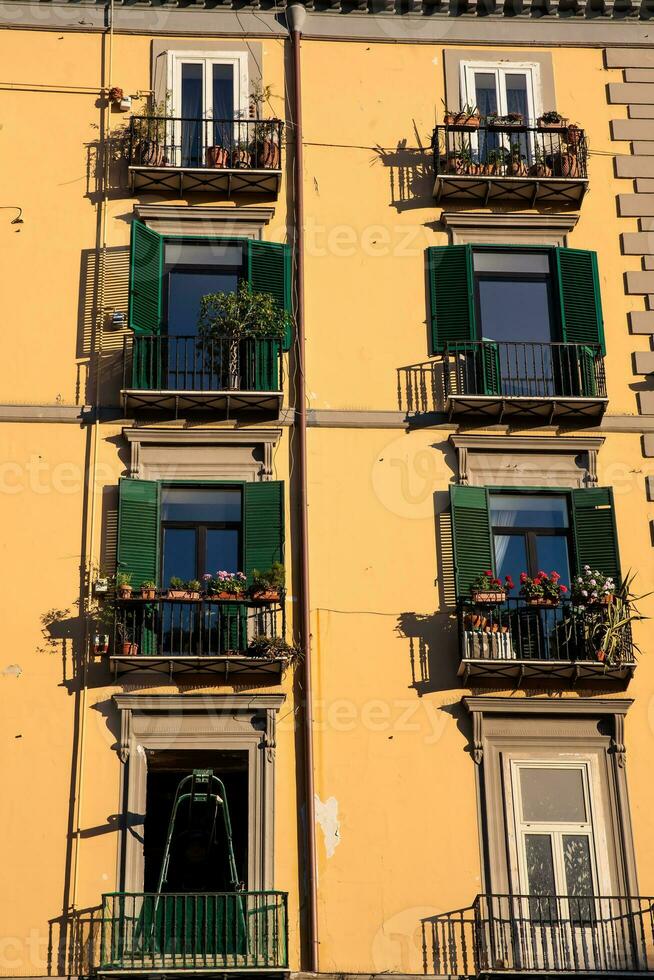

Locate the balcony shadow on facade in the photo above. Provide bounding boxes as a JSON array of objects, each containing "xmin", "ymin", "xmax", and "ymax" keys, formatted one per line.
[
  {"xmin": 48, "ymin": 903, "xmax": 103, "ymax": 978},
  {"xmin": 375, "ymin": 136, "xmax": 434, "ymax": 212}
]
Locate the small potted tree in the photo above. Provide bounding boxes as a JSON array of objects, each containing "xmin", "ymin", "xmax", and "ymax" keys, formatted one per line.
[
  {"xmin": 519, "ymin": 570, "xmax": 568, "ymax": 607},
  {"xmin": 250, "ymin": 562, "xmax": 285, "ymax": 601},
  {"xmin": 470, "ymin": 570, "xmax": 514, "ymax": 605},
  {"xmin": 117, "ymin": 572, "xmax": 133, "ymax": 600},
  {"xmin": 197, "ymin": 284, "xmax": 290, "ymax": 391}
]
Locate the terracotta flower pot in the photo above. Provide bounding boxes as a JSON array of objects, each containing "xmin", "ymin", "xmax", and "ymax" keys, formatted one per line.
[
  {"xmin": 118, "ymin": 586, "xmax": 132, "ymax": 600},
  {"xmin": 121, "ymin": 641, "xmax": 138, "ymax": 656},
  {"xmin": 186, "ymin": 591, "xmax": 200, "ymax": 601},
  {"xmin": 140, "ymin": 140, "xmax": 165, "ymax": 167},
  {"xmin": 558, "ymin": 153, "xmax": 580, "ymax": 178},
  {"xmin": 566, "ymin": 125, "xmax": 583, "ymax": 148},
  {"xmin": 444, "ymin": 112, "xmax": 480, "ymax": 128},
  {"xmin": 231, "ymin": 148, "xmax": 251, "ymax": 169},
  {"xmin": 529, "ymin": 162, "xmax": 552, "ymax": 178},
  {"xmin": 167, "ymin": 590, "xmax": 187, "ymax": 600},
  {"xmin": 140, "ymin": 588, "xmax": 156, "ymax": 601},
  {"xmin": 471, "ymin": 590, "xmax": 506, "ymax": 604},
  {"xmin": 510, "ymin": 160, "xmax": 528, "ymax": 177},
  {"xmin": 526, "ymin": 597, "xmax": 559, "ymax": 607},
  {"xmin": 251, "ymin": 589, "xmax": 281, "ymax": 602},
  {"xmin": 464, "ymin": 613, "xmax": 488, "ymax": 630},
  {"xmin": 205, "ymin": 145, "xmax": 229, "ymax": 168},
  {"xmin": 537, "ymin": 117, "xmax": 565, "ymax": 130},
  {"xmin": 255, "ymin": 139, "xmax": 280, "ymax": 169}
]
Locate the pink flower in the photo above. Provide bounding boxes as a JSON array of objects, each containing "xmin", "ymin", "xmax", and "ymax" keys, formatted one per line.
[
  {"xmin": 560, "ymin": 585, "xmax": 568, "ymax": 593},
  {"xmin": 520, "ymin": 572, "xmax": 528, "ymax": 583}
]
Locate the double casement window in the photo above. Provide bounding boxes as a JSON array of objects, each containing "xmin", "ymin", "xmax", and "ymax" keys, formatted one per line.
[
  {"xmin": 427, "ymin": 245, "xmax": 605, "ymax": 398},
  {"xmin": 117, "ymin": 478, "xmax": 284, "ymax": 590},
  {"xmin": 460, "ymin": 61, "xmax": 541, "ymax": 124},
  {"xmin": 450, "ymin": 485, "xmax": 620, "ymax": 599}
]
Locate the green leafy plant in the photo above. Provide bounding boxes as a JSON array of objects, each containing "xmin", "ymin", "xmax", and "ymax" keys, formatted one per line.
[
  {"xmin": 117, "ymin": 571, "xmax": 132, "ymax": 587},
  {"xmin": 582, "ymin": 571, "xmax": 651, "ymax": 666},
  {"xmin": 251, "ymin": 562, "xmax": 285, "ymax": 595},
  {"xmin": 247, "ymin": 635, "xmax": 302, "ymax": 663},
  {"xmin": 539, "ymin": 110, "xmax": 565, "ymax": 125},
  {"xmin": 187, "ymin": 579, "xmax": 201, "ymax": 593},
  {"xmin": 169, "ymin": 577, "xmax": 185, "ymax": 591},
  {"xmin": 198, "ymin": 284, "xmax": 289, "ymax": 341},
  {"xmin": 141, "ymin": 580, "xmax": 156, "ymax": 590}
]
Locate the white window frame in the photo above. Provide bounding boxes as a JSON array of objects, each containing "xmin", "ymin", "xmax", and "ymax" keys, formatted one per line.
[
  {"xmin": 460, "ymin": 60, "xmax": 543, "ymax": 122},
  {"xmin": 166, "ymin": 51, "xmax": 249, "ymax": 168}
]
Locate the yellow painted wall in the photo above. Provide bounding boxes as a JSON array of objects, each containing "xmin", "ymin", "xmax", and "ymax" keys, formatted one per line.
[{"xmin": 0, "ymin": 23, "xmax": 653, "ymax": 980}]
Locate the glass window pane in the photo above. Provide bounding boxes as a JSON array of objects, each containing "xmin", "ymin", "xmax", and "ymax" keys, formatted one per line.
[
  {"xmin": 477, "ymin": 279, "xmax": 554, "ymax": 344},
  {"xmin": 473, "ymin": 72, "xmax": 498, "ymax": 118},
  {"xmin": 563, "ymin": 835, "xmax": 593, "ymax": 896},
  {"xmin": 493, "ymin": 533, "xmax": 527, "ymax": 588},
  {"xmin": 505, "ymin": 72, "xmax": 529, "ymax": 119},
  {"xmin": 168, "ymin": 271, "xmax": 239, "ymax": 337},
  {"xmin": 206, "ymin": 528, "xmax": 240, "ymax": 574},
  {"xmin": 474, "ymin": 251, "xmax": 551, "ymax": 275},
  {"xmin": 162, "ymin": 527, "xmax": 197, "ymax": 585},
  {"xmin": 161, "ymin": 488, "xmax": 242, "ymax": 523},
  {"xmin": 181, "ymin": 64, "xmax": 203, "ymax": 167},
  {"xmin": 525, "ymin": 834, "xmax": 556, "ymax": 895},
  {"xmin": 490, "ymin": 495, "xmax": 569, "ymax": 529},
  {"xmin": 535, "ymin": 535, "xmax": 571, "ymax": 590},
  {"xmin": 212, "ymin": 63, "xmax": 234, "ymax": 118},
  {"xmin": 520, "ymin": 767, "xmax": 587, "ymax": 822},
  {"xmin": 165, "ymin": 242, "xmax": 244, "ymax": 268}
]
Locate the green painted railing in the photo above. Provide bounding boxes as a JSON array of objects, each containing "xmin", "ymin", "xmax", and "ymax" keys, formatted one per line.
[{"xmin": 100, "ymin": 891, "xmax": 288, "ymax": 972}]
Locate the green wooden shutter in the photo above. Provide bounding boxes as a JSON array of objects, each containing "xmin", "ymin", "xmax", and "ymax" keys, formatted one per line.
[
  {"xmin": 247, "ymin": 240, "xmax": 292, "ymax": 351},
  {"xmin": 129, "ymin": 220, "xmax": 164, "ymax": 335},
  {"xmin": 571, "ymin": 487, "xmax": 621, "ymax": 584},
  {"xmin": 449, "ymin": 484, "xmax": 493, "ymax": 598},
  {"xmin": 244, "ymin": 481, "xmax": 285, "ymax": 582},
  {"xmin": 555, "ymin": 247, "xmax": 605, "ymax": 355},
  {"xmin": 252, "ymin": 340, "xmax": 281, "ymax": 391},
  {"xmin": 479, "ymin": 341, "xmax": 501, "ymax": 396},
  {"xmin": 117, "ymin": 478, "xmax": 160, "ymax": 586},
  {"xmin": 427, "ymin": 245, "xmax": 476, "ymax": 355}
]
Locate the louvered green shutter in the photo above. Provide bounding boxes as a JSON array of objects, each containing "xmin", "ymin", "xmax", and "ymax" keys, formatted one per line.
[
  {"xmin": 244, "ymin": 481, "xmax": 285, "ymax": 582},
  {"xmin": 571, "ymin": 487, "xmax": 621, "ymax": 585},
  {"xmin": 117, "ymin": 478, "xmax": 160, "ymax": 587},
  {"xmin": 129, "ymin": 221, "xmax": 164, "ymax": 335},
  {"xmin": 427, "ymin": 245, "xmax": 476, "ymax": 355},
  {"xmin": 450, "ymin": 484, "xmax": 493, "ymax": 598},
  {"xmin": 479, "ymin": 341, "xmax": 501, "ymax": 397},
  {"xmin": 555, "ymin": 248, "xmax": 605, "ymax": 355},
  {"xmin": 247, "ymin": 240, "xmax": 292, "ymax": 351}
]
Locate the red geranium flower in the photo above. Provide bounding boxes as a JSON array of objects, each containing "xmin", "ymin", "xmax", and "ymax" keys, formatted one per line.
[{"xmin": 560, "ymin": 584, "xmax": 568, "ymax": 593}]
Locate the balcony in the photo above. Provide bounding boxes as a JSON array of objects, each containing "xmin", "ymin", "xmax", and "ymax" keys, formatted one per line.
[
  {"xmin": 422, "ymin": 894, "xmax": 654, "ymax": 976},
  {"xmin": 121, "ymin": 335, "xmax": 283, "ymax": 418},
  {"xmin": 110, "ymin": 595, "xmax": 287, "ymax": 679},
  {"xmin": 127, "ymin": 116, "xmax": 283, "ymax": 196},
  {"xmin": 99, "ymin": 891, "xmax": 288, "ymax": 975},
  {"xmin": 444, "ymin": 341, "xmax": 607, "ymax": 423},
  {"xmin": 458, "ymin": 598, "xmax": 635, "ymax": 686},
  {"xmin": 432, "ymin": 122, "xmax": 588, "ymax": 207}
]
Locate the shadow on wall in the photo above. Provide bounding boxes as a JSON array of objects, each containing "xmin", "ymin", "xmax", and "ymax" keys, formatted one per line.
[
  {"xmin": 77, "ymin": 246, "xmax": 131, "ymax": 408},
  {"xmin": 374, "ymin": 128, "xmax": 434, "ymax": 212},
  {"xmin": 49, "ymin": 903, "xmax": 104, "ymax": 977}
]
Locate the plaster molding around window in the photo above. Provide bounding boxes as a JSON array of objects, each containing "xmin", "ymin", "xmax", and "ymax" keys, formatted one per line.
[
  {"xmin": 449, "ymin": 434, "xmax": 604, "ymax": 488},
  {"xmin": 443, "ymin": 49, "xmax": 556, "ymax": 118},
  {"xmin": 441, "ymin": 212, "xmax": 580, "ymax": 247},
  {"xmin": 462, "ymin": 697, "xmax": 638, "ymax": 897},
  {"xmin": 113, "ymin": 694, "xmax": 285, "ymax": 893},
  {"xmin": 122, "ymin": 426, "xmax": 282, "ymax": 482},
  {"xmin": 133, "ymin": 205, "xmax": 275, "ymax": 240}
]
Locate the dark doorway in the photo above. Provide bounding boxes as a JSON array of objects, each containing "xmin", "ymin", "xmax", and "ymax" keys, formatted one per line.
[{"xmin": 143, "ymin": 750, "xmax": 249, "ymax": 893}]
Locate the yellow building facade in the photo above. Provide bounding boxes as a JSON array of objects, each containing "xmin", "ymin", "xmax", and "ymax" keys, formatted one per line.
[{"xmin": 1, "ymin": 5, "xmax": 654, "ymax": 980}]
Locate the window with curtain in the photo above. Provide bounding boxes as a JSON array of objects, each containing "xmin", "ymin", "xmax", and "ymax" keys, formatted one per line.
[
  {"xmin": 490, "ymin": 493, "xmax": 572, "ymax": 592},
  {"xmin": 160, "ymin": 486, "xmax": 243, "ymax": 586}
]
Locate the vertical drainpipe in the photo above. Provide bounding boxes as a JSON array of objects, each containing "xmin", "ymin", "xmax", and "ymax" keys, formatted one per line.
[{"xmin": 286, "ymin": 2, "xmax": 319, "ymax": 973}]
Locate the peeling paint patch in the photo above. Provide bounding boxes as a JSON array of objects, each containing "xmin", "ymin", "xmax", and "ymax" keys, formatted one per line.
[
  {"xmin": 314, "ymin": 794, "xmax": 341, "ymax": 858},
  {"xmin": 1, "ymin": 664, "xmax": 22, "ymax": 678}
]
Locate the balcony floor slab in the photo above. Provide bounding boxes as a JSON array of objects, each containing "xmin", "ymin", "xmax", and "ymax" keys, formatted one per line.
[
  {"xmin": 447, "ymin": 394, "xmax": 608, "ymax": 424},
  {"xmin": 459, "ymin": 658, "xmax": 635, "ymax": 687},
  {"xmin": 434, "ymin": 174, "xmax": 588, "ymax": 207},
  {"xmin": 121, "ymin": 388, "xmax": 283, "ymax": 418},
  {"xmin": 129, "ymin": 165, "xmax": 281, "ymax": 196},
  {"xmin": 109, "ymin": 655, "xmax": 286, "ymax": 680}
]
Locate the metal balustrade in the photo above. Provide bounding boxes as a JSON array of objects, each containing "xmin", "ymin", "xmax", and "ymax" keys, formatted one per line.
[
  {"xmin": 128, "ymin": 116, "xmax": 283, "ymax": 172},
  {"xmin": 444, "ymin": 341, "xmax": 605, "ymax": 401},
  {"xmin": 100, "ymin": 891, "xmax": 288, "ymax": 972},
  {"xmin": 423, "ymin": 894, "xmax": 654, "ymax": 976}
]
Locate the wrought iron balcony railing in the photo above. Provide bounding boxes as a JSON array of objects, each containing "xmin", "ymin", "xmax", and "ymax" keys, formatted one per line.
[
  {"xmin": 422, "ymin": 894, "xmax": 654, "ymax": 976},
  {"xmin": 432, "ymin": 121, "xmax": 588, "ymax": 205},
  {"xmin": 442, "ymin": 341, "xmax": 607, "ymax": 422},
  {"xmin": 113, "ymin": 596, "xmax": 285, "ymax": 660},
  {"xmin": 121, "ymin": 335, "xmax": 283, "ymax": 416},
  {"xmin": 458, "ymin": 597, "xmax": 634, "ymax": 683},
  {"xmin": 127, "ymin": 116, "xmax": 283, "ymax": 194},
  {"xmin": 100, "ymin": 891, "xmax": 288, "ymax": 972}
]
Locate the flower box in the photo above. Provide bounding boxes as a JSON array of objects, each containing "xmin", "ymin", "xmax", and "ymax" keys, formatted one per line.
[
  {"xmin": 537, "ymin": 116, "xmax": 566, "ymax": 130},
  {"xmin": 251, "ymin": 589, "xmax": 281, "ymax": 602},
  {"xmin": 167, "ymin": 590, "xmax": 188, "ymax": 600},
  {"xmin": 444, "ymin": 112, "xmax": 480, "ymax": 129},
  {"xmin": 208, "ymin": 591, "xmax": 246, "ymax": 601},
  {"xmin": 526, "ymin": 597, "xmax": 559, "ymax": 608},
  {"xmin": 471, "ymin": 590, "xmax": 506, "ymax": 604}
]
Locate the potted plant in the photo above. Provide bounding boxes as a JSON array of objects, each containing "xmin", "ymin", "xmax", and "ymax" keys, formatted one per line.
[
  {"xmin": 250, "ymin": 118, "xmax": 282, "ymax": 169},
  {"xmin": 469, "ymin": 570, "xmax": 514, "ymax": 605},
  {"xmin": 443, "ymin": 102, "xmax": 481, "ymax": 129},
  {"xmin": 537, "ymin": 110, "xmax": 566, "ymax": 129},
  {"xmin": 197, "ymin": 284, "xmax": 290, "ymax": 391},
  {"xmin": 203, "ymin": 571, "xmax": 247, "ymax": 600},
  {"xmin": 509, "ymin": 142, "xmax": 528, "ymax": 177},
  {"xmin": 187, "ymin": 579, "xmax": 202, "ymax": 601},
  {"xmin": 138, "ymin": 95, "xmax": 169, "ymax": 167},
  {"xmin": 552, "ymin": 141, "xmax": 580, "ymax": 178},
  {"xmin": 566, "ymin": 123, "xmax": 583, "ymax": 150},
  {"xmin": 206, "ymin": 144, "xmax": 230, "ymax": 168},
  {"xmin": 572, "ymin": 567, "xmax": 616, "ymax": 606},
  {"xmin": 487, "ymin": 111, "xmax": 524, "ymax": 129},
  {"xmin": 116, "ymin": 572, "xmax": 133, "ymax": 600},
  {"xmin": 140, "ymin": 580, "xmax": 157, "ymax": 601},
  {"xmin": 529, "ymin": 143, "xmax": 551, "ymax": 178},
  {"xmin": 167, "ymin": 577, "xmax": 187, "ymax": 600},
  {"xmin": 519, "ymin": 570, "xmax": 568, "ymax": 607},
  {"xmin": 247, "ymin": 635, "xmax": 302, "ymax": 662},
  {"xmin": 484, "ymin": 146, "xmax": 509, "ymax": 176},
  {"xmin": 250, "ymin": 562, "xmax": 285, "ymax": 601}
]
